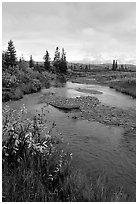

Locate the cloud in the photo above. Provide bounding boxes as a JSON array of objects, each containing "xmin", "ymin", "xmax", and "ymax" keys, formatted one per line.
[{"xmin": 2, "ymin": 2, "xmax": 136, "ymax": 64}]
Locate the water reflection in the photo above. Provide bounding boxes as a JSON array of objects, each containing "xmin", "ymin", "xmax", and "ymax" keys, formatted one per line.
[{"xmin": 3, "ymin": 80, "xmax": 136, "ymax": 196}]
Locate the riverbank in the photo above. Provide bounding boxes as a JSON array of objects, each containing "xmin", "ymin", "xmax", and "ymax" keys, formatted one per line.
[
  {"xmin": 41, "ymin": 92, "xmax": 136, "ymax": 151},
  {"xmin": 2, "ymin": 106, "xmax": 135, "ymax": 202},
  {"xmin": 109, "ymin": 79, "xmax": 136, "ymax": 98},
  {"xmin": 2, "ymin": 70, "xmax": 136, "ymax": 201},
  {"xmin": 69, "ymin": 70, "xmax": 136, "ymax": 98},
  {"xmin": 3, "ymin": 69, "xmax": 136, "ymax": 102}
]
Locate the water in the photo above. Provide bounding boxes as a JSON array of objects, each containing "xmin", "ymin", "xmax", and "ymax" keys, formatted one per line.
[
  {"xmin": 3, "ymin": 81, "xmax": 136, "ymax": 195},
  {"xmin": 42, "ymin": 81, "xmax": 136, "ymax": 110}
]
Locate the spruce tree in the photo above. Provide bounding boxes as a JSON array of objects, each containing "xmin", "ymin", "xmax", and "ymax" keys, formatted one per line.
[
  {"xmin": 44, "ymin": 50, "xmax": 51, "ymax": 71},
  {"xmin": 2, "ymin": 51, "xmax": 9, "ymax": 70},
  {"xmin": 60, "ymin": 48, "xmax": 67, "ymax": 74},
  {"xmin": 115, "ymin": 60, "xmax": 118, "ymax": 70},
  {"xmin": 29, "ymin": 55, "xmax": 34, "ymax": 68},
  {"xmin": 112, "ymin": 59, "xmax": 115, "ymax": 70},
  {"xmin": 53, "ymin": 47, "xmax": 61, "ymax": 73},
  {"xmin": 6, "ymin": 40, "xmax": 17, "ymax": 67},
  {"xmin": 85, "ymin": 65, "xmax": 88, "ymax": 71}
]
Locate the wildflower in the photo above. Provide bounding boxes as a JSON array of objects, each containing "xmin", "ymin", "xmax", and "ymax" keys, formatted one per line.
[
  {"xmin": 25, "ymin": 132, "xmax": 33, "ymax": 141},
  {"xmin": 17, "ymin": 158, "xmax": 21, "ymax": 163},
  {"xmin": 2, "ymin": 145, "xmax": 7, "ymax": 149},
  {"xmin": 15, "ymin": 139, "xmax": 20, "ymax": 147},
  {"xmin": 28, "ymin": 142, "xmax": 33, "ymax": 149},
  {"xmin": 48, "ymin": 174, "xmax": 54, "ymax": 181},
  {"xmin": 13, "ymin": 147, "xmax": 19, "ymax": 151},
  {"xmin": 70, "ymin": 153, "xmax": 73, "ymax": 159},
  {"xmin": 13, "ymin": 150, "xmax": 17, "ymax": 154},
  {"xmin": 43, "ymin": 141, "xmax": 48, "ymax": 147}
]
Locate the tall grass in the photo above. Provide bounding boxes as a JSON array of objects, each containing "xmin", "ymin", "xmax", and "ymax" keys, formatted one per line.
[
  {"xmin": 109, "ymin": 78, "xmax": 136, "ymax": 98},
  {"xmin": 2, "ymin": 106, "xmax": 135, "ymax": 201}
]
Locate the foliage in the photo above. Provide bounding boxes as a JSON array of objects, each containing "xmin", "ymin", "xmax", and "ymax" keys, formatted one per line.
[
  {"xmin": 2, "ymin": 51, "xmax": 9, "ymax": 70},
  {"xmin": 2, "ymin": 57, "xmax": 50, "ymax": 102},
  {"xmin": 29, "ymin": 55, "xmax": 35, "ymax": 68},
  {"xmin": 18, "ymin": 60, "xmax": 29, "ymax": 71},
  {"xmin": 43, "ymin": 50, "xmax": 51, "ymax": 71},
  {"xmin": 109, "ymin": 78, "xmax": 136, "ymax": 98},
  {"xmin": 2, "ymin": 106, "xmax": 72, "ymax": 201},
  {"xmin": 53, "ymin": 47, "xmax": 67, "ymax": 74},
  {"xmin": 2, "ymin": 106, "xmax": 135, "ymax": 202},
  {"xmin": 2, "ymin": 72, "xmax": 18, "ymax": 88},
  {"xmin": 112, "ymin": 60, "xmax": 118, "ymax": 71},
  {"xmin": 5, "ymin": 40, "xmax": 17, "ymax": 68},
  {"xmin": 60, "ymin": 48, "xmax": 67, "ymax": 74},
  {"xmin": 53, "ymin": 47, "xmax": 61, "ymax": 73}
]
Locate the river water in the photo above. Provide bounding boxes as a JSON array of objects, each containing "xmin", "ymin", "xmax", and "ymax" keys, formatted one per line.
[{"xmin": 3, "ymin": 81, "xmax": 136, "ymax": 196}]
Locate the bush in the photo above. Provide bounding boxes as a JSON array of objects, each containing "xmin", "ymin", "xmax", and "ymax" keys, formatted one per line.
[
  {"xmin": 2, "ymin": 63, "xmax": 51, "ymax": 102},
  {"xmin": 10, "ymin": 87, "xmax": 23, "ymax": 100},
  {"xmin": 2, "ymin": 72, "xmax": 18, "ymax": 88},
  {"xmin": 2, "ymin": 106, "xmax": 135, "ymax": 202},
  {"xmin": 18, "ymin": 61, "xmax": 29, "ymax": 71},
  {"xmin": 2, "ymin": 106, "xmax": 72, "ymax": 201}
]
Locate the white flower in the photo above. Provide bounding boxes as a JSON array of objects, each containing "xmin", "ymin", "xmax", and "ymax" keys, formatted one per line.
[
  {"xmin": 15, "ymin": 139, "xmax": 20, "ymax": 147},
  {"xmin": 25, "ymin": 132, "xmax": 32, "ymax": 139},
  {"xmin": 43, "ymin": 141, "xmax": 48, "ymax": 147}
]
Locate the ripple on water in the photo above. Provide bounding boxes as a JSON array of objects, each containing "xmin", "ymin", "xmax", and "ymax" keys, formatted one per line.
[{"xmin": 3, "ymin": 81, "xmax": 136, "ymax": 196}]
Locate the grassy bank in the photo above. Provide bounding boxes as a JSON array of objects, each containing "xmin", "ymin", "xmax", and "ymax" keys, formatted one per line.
[
  {"xmin": 109, "ymin": 78, "xmax": 136, "ymax": 98},
  {"xmin": 69, "ymin": 70, "xmax": 136, "ymax": 98},
  {"xmin": 2, "ymin": 106, "xmax": 135, "ymax": 202}
]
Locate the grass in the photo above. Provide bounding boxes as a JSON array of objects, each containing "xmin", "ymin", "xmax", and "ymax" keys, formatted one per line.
[
  {"xmin": 69, "ymin": 70, "xmax": 136, "ymax": 98},
  {"xmin": 2, "ymin": 105, "xmax": 135, "ymax": 202},
  {"xmin": 109, "ymin": 78, "xmax": 136, "ymax": 98}
]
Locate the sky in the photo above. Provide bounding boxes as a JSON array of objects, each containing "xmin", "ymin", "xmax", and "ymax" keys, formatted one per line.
[{"xmin": 2, "ymin": 2, "xmax": 136, "ymax": 64}]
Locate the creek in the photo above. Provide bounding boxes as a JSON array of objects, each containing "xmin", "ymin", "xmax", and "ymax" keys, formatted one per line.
[{"xmin": 3, "ymin": 81, "xmax": 136, "ymax": 196}]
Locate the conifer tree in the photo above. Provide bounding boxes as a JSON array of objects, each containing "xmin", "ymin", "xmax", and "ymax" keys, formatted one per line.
[
  {"xmin": 29, "ymin": 55, "xmax": 34, "ymax": 68},
  {"xmin": 43, "ymin": 50, "xmax": 51, "ymax": 71},
  {"xmin": 53, "ymin": 47, "xmax": 61, "ymax": 73},
  {"xmin": 2, "ymin": 51, "xmax": 9, "ymax": 70},
  {"xmin": 60, "ymin": 48, "xmax": 67, "ymax": 74},
  {"xmin": 112, "ymin": 59, "xmax": 115, "ymax": 70},
  {"xmin": 6, "ymin": 40, "xmax": 17, "ymax": 67},
  {"xmin": 115, "ymin": 60, "xmax": 118, "ymax": 70}
]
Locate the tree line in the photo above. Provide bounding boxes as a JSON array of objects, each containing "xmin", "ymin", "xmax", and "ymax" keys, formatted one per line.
[{"xmin": 2, "ymin": 40, "xmax": 68, "ymax": 74}]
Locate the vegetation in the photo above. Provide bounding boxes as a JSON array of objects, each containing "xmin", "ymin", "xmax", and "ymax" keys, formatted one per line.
[
  {"xmin": 2, "ymin": 106, "xmax": 134, "ymax": 202},
  {"xmin": 2, "ymin": 41, "xmax": 52, "ymax": 102},
  {"xmin": 2, "ymin": 60, "xmax": 50, "ymax": 102},
  {"xmin": 109, "ymin": 78, "xmax": 136, "ymax": 98},
  {"xmin": 53, "ymin": 47, "xmax": 67, "ymax": 74},
  {"xmin": 60, "ymin": 48, "xmax": 67, "ymax": 74},
  {"xmin": 112, "ymin": 59, "xmax": 117, "ymax": 71},
  {"xmin": 2, "ymin": 36, "xmax": 136, "ymax": 202},
  {"xmin": 44, "ymin": 50, "xmax": 51, "ymax": 71},
  {"xmin": 29, "ymin": 55, "xmax": 35, "ymax": 68},
  {"xmin": 2, "ymin": 40, "xmax": 69, "ymax": 102}
]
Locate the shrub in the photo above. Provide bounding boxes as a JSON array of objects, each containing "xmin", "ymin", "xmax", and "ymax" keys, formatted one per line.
[
  {"xmin": 12, "ymin": 87, "xmax": 23, "ymax": 100},
  {"xmin": 19, "ymin": 61, "xmax": 29, "ymax": 71},
  {"xmin": 2, "ymin": 106, "xmax": 135, "ymax": 202},
  {"xmin": 2, "ymin": 106, "xmax": 72, "ymax": 201},
  {"xmin": 2, "ymin": 72, "xmax": 18, "ymax": 88}
]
